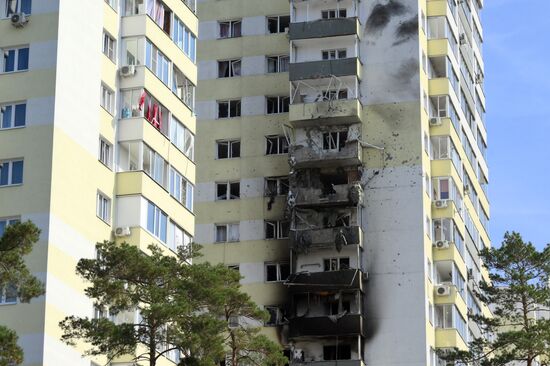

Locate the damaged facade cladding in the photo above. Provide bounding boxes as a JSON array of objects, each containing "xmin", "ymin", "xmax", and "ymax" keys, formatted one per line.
[{"xmin": 197, "ymin": 0, "xmax": 489, "ymax": 365}]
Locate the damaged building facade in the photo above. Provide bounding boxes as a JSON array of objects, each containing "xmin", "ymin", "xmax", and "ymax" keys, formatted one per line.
[{"xmin": 196, "ymin": 0, "xmax": 490, "ymax": 365}]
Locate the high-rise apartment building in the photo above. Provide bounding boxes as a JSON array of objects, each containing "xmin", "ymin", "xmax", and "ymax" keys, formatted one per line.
[
  {"xmin": 196, "ymin": 0, "xmax": 490, "ymax": 365},
  {"xmin": 0, "ymin": 0, "xmax": 197, "ymax": 364}
]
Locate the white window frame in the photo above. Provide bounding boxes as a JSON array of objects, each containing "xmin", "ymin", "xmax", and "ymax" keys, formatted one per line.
[
  {"xmin": 219, "ymin": 19, "xmax": 242, "ymax": 39},
  {"xmin": 265, "ymin": 135, "xmax": 288, "ymax": 155},
  {"xmin": 322, "ymin": 130, "xmax": 347, "ymax": 151},
  {"xmin": 100, "ymin": 84, "xmax": 114, "ymax": 115},
  {"xmin": 96, "ymin": 191, "xmax": 111, "ymax": 224},
  {"xmin": 264, "ymin": 176, "xmax": 289, "ymax": 196},
  {"xmin": 265, "ymin": 220, "xmax": 289, "ymax": 240},
  {"xmin": 265, "ymin": 261, "xmax": 290, "ymax": 282},
  {"xmin": 321, "ymin": 9, "xmax": 347, "ymax": 19},
  {"xmin": 215, "ymin": 223, "xmax": 240, "ymax": 243},
  {"xmin": 216, "ymin": 181, "xmax": 240, "ymax": 201},
  {"xmin": 216, "ymin": 139, "xmax": 240, "ymax": 159},
  {"xmin": 218, "ymin": 59, "xmax": 241, "ymax": 78},
  {"xmin": 169, "ymin": 167, "xmax": 194, "ymax": 212},
  {"xmin": 217, "ymin": 99, "xmax": 241, "ymax": 118},
  {"xmin": 266, "ymin": 15, "xmax": 290, "ymax": 34},
  {"xmin": 98, "ymin": 137, "xmax": 112, "ymax": 168},
  {"xmin": 322, "ymin": 49, "xmax": 347, "ymax": 60},
  {"xmin": 267, "ymin": 55, "xmax": 289, "ymax": 73},
  {"xmin": 0, "ymin": 101, "xmax": 26, "ymax": 129},
  {"xmin": 0, "ymin": 159, "xmax": 23, "ymax": 186},
  {"xmin": 104, "ymin": 0, "xmax": 117, "ymax": 10},
  {"xmin": 0, "ymin": 216, "xmax": 19, "ymax": 237},
  {"xmin": 266, "ymin": 96, "xmax": 290, "ymax": 114},
  {"xmin": 264, "ymin": 305, "xmax": 284, "ymax": 326},
  {"xmin": 1, "ymin": 46, "xmax": 29, "ymax": 73},
  {"xmin": 323, "ymin": 257, "xmax": 350, "ymax": 271},
  {"xmin": 102, "ymin": 31, "xmax": 116, "ymax": 62},
  {"xmin": 4, "ymin": 0, "xmax": 31, "ymax": 16},
  {"xmin": 0, "ymin": 283, "xmax": 17, "ymax": 305}
]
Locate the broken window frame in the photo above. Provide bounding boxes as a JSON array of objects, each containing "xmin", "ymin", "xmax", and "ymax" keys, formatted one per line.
[
  {"xmin": 265, "ymin": 262, "xmax": 290, "ymax": 282},
  {"xmin": 216, "ymin": 181, "xmax": 240, "ymax": 201},
  {"xmin": 267, "ymin": 55, "xmax": 289, "ymax": 73},
  {"xmin": 322, "ymin": 130, "xmax": 348, "ymax": 151},
  {"xmin": 266, "ymin": 15, "xmax": 290, "ymax": 34},
  {"xmin": 323, "ymin": 344, "xmax": 352, "ymax": 361},
  {"xmin": 218, "ymin": 59, "xmax": 241, "ymax": 78},
  {"xmin": 323, "ymin": 257, "xmax": 350, "ymax": 271},
  {"xmin": 321, "ymin": 49, "xmax": 347, "ymax": 60},
  {"xmin": 322, "ymin": 89, "xmax": 348, "ymax": 101},
  {"xmin": 321, "ymin": 9, "xmax": 347, "ymax": 19},
  {"xmin": 216, "ymin": 139, "xmax": 241, "ymax": 159},
  {"xmin": 265, "ymin": 135, "xmax": 289, "ymax": 155},
  {"xmin": 219, "ymin": 19, "xmax": 242, "ymax": 39},
  {"xmin": 264, "ymin": 176, "xmax": 289, "ymax": 196},
  {"xmin": 266, "ymin": 96, "xmax": 290, "ymax": 114},
  {"xmin": 264, "ymin": 220, "xmax": 290, "ymax": 240},
  {"xmin": 264, "ymin": 305, "xmax": 284, "ymax": 326},
  {"xmin": 215, "ymin": 223, "xmax": 240, "ymax": 243},
  {"xmin": 217, "ymin": 99, "xmax": 241, "ymax": 118}
]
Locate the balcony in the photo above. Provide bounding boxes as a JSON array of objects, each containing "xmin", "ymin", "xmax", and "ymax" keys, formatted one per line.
[
  {"xmin": 290, "ymin": 98, "xmax": 362, "ymax": 127},
  {"xmin": 291, "ymin": 361, "xmax": 364, "ymax": 366},
  {"xmin": 293, "ymin": 183, "xmax": 363, "ymax": 208},
  {"xmin": 286, "ymin": 269, "xmax": 364, "ymax": 293},
  {"xmin": 290, "ymin": 141, "xmax": 362, "ymax": 169},
  {"xmin": 289, "ymin": 18, "xmax": 360, "ymax": 40},
  {"xmin": 290, "ymin": 226, "xmax": 362, "ymax": 253},
  {"xmin": 289, "ymin": 314, "xmax": 365, "ymax": 338},
  {"xmin": 289, "ymin": 58, "xmax": 361, "ymax": 82}
]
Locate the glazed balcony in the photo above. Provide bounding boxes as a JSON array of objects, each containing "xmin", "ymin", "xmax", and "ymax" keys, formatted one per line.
[
  {"xmin": 293, "ymin": 183, "xmax": 363, "ymax": 208},
  {"xmin": 290, "ymin": 225, "xmax": 362, "ymax": 253},
  {"xmin": 286, "ymin": 269, "xmax": 364, "ymax": 293},
  {"xmin": 289, "ymin": 141, "xmax": 362, "ymax": 169},
  {"xmin": 289, "ymin": 58, "xmax": 361, "ymax": 82},
  {"xmin": 289, "ymin": 17, "xmax": 360, "ymax": 40},
  {"xmin": 289, "ymin": 314, "xmax": 366, "ymax": 339}
]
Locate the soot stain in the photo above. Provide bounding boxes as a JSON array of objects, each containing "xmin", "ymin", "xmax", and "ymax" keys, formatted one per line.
[
  {"xmin": 365, "ymin": 0, "xmax": 407, "ymax": 34},
  {"xmin": 394, "ymin": 58, "xmax": 418, "ymax": 83},
  {"xmin": 393, "ymin": 16, "xmax": 419, "ymax": 46}
]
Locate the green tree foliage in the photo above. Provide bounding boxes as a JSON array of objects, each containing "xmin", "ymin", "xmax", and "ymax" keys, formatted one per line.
[
  {"xmin": 0, "ymin": 221, "xmax": 45, "ymax": 366},
  {"xmin": 441, "ymin": 232, "xmax": 550, "ymax": 366},
  {"xmin": 210, "ymin": 267, "xmax": 287, "ymax": 366},
  {"xmin": 59, "ymin": 241, "xmax": 286, "ymax": 366}
]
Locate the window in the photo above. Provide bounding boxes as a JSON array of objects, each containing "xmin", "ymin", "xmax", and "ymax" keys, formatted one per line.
[
  {"xmin": 265, "ymin": 262, "xmax": 290, "ymax": 282},
  {"xmin": 323, "ymin": 130, "xmax": 348, "ymax": 151},
  {"xmin": 167, "ymin": 221, "xmax": 192, "ymax": 252},
  {"xmin": 266, "ymin": 96, "xmax": 289, "ymax": 114},
  {"xmin": 1, "ymin": 46, "xmax": 29, "ymax": 73},
  {"xmin": 265, "ymin": 135, "xmax": 288, "ymax": 155},
  {"xmin": 322, "ymin": 89, "xmax": 348, "ymax": 101},
  {"xmin": 173, "ymin": 16, "xmax": 196, "ymax": 62},
  {"xmin": 146, "ymin": 0, "xmax": 172, "ymax": 34},
  {"xmin": 169, "ymin": 167, "xmax": 194, "ymax": 211},
  {"xmin": 267, "ymin": 15, "xmax": 290, "ymax": 34},
  {"xmin": 1, "ymin": 102, "xmax": 26, "ymax": 129},
  {"xmin": 323, "ymin": 257, "xmax": 350, "ymax": 271},
  {"xmin": 105, "ymin": 0, "xmax": 117, "ymax": 10},
  {"xmin": 267, "ymin": 55, "xmax": 289, "ymax": 73},
  {"xmin": 0, "ymin": 159, "xmax": 23, "ymax": 186},
  {"xmin": 96, "ymin": 192, "xmax": 111, "ymax": 223},
  {"xmin": 217, "ymin": 100, "xmax": 241, "ymax": 118},
  {"xmin": 265, "ymin": 177, "xmax": 289, "ymax": 196},
  {"xmin": 433, "ymin": 177, "xmax": 450, "ymax": 200},
  {"xmin": 120, "ymin": 89, "xmax": 169, "ymax": 134},
  {"xmin": 216, "ymin": 182, "xmax": 240, "ymax": 200},
  {"xmin": 169, "ymin": 116, "xmax": 194, "ymax": 160},
  {"xmin": 5, "ymin": 0, "xmax": 31, "ymax": 16},
  {"xmin": 146, "ymin": 40, "xmax": 171, "ymax": 85},
  {"xmin": 265, "ymin": 220, "xmax": 289, "ymax": 239},
  {"xmin": 265, "ymin": 306, "xmax": 284, "ymax": 326},
  {"xmin": 0, "ymin": 217, "xmax": 19, "ymax": 237},
  {"xmin": 216, "ymin": 140, "xmax": 240, "ymax": 159},
  {"xmin": 323, "ymin": 345, "xmax": 351, "ymax": 360},
  {"xmin": 215, "ymin": 223, "xmax": 239, "ymax": 242},
  {"xmin": 227, "ymin": 264, "xmax": 240, "ymax": 272},
  {"xmin": 322, "ymin": 49, "xmax": 347, "ymax": 60},
  {"xmin": 219, "ymin": 20, "xmax": 241, "ymax": 38},
  {"xmin": 142, "ymin": 143, "xmax": 168, "ymax": 188},
  {"xmin": 172, "ymin": 66, "xmax": 195, "ymax": 110},
  {"xmin": 218, "ymin": 59, "xmax": 241, "ymax": 78},
  {"xmin": 98, "ymin": 138, "xmax": 112, "ymax": 168},
  {"xmin": 147, "ymin": 201, "xmax": 167, "ymax": 242},
  {"xmin": 0, "ymin": 284, "xmax": 17, "ymax": 304},
  {"xmin": 321, "ymin": 9, "xmax": 347, "ymax": 19},
  {"xmin": 100, "ymin": 84, "xmax": 114, "ymax": 114},
  {"xmin": 102, "ymin": 31, "xmax": 116, "ymax": 61},
  {"xmin": 434, "ymin": 304, "xmax": 467, "ymax": 340}
]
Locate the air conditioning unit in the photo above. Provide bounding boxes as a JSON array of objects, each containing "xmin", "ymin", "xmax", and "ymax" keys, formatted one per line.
[
  {"xmin": 429, "ymin": 117, "xmax": 442, "ymax": 126},
  {"xmin": 434, "ymin": 240, "xmax": 450, "ymax": 249},
  {"xmin": 228, "ymin": 316, "xmax": 240, "ymax": 329},
  {"xmin": 120, "ymin": 65, "xmax": 136, "ymax": 77},
  {"xmin": 114, "ymin": 226, "xmax": 131, "ymax": 237},
  {"xmin": 464, "ymin": 184, "xmax": 471, "ymax": 195},
  {"xmin": 11, "ymin": 13, "xmax": 29, "ymax": 28},
  {"xmin": 434, "ymin": 200, "xmax": 448, "ymax": 208},
  {"xmin": 459, "ymin": 33, "xmax": 466, "ymax": 45},
  {"xmin": 435, "ymin": 284, "xmax": 451, "ymax": 296},
  {"xmin": 475, "ymin": 73, "xmax": 484, "ymax": 84}
]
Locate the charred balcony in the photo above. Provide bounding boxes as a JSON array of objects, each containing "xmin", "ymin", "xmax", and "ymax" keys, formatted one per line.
[
  {"xmin": 293, "ymin": 183, "xmax": 363, "ymax": 208},
  {"xmin": 285, "ymin": 269, "xmax": 364, "ymax": 293},
  {"xmin": 289, "ymin": 17, "xmax": 360, "ymax": 40},
  {"xmin": 289, "ymin": 314, "xmax": 365, "ymax": 338},
  {"xmin": 289, "ymin": 58, "xmax": 361, "ymax": 82},
  {"xmin": 291, "ymin": 360, "xmax": 364, "ymax": 366},
  {"xmin": 289, "ymin": 140, "xmax": 362, "ymax": 169},
  {"xmin": 290, "ymin": 225, "xmax": 362, "ymax": 253}
]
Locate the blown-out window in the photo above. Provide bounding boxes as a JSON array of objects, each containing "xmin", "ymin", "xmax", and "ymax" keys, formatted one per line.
[{"xmin": 219, "ymin": 20, "xmax": 241, "ymax": 38}]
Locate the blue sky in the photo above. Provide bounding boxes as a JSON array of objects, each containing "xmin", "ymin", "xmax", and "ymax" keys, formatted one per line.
[{"xmin": 484, "ymin": 0, "xmax": 550, "ymax": 249}]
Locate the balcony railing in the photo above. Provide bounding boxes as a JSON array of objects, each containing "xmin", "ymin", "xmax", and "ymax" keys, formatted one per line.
[
  {"xmin": 289, "ymin": 140, "xmax": 362, "ymax": 169},
  {"xmin": 286, "ymin": 269, "xmax": 364, "ymax": 293},
  {"xmin": 289, "ymin": 58, "xmax": 361, "ymax": 81},
  {"xmin": 290, "ymin": 226, "xmax": 362, "ymax": 253},
  {"xmin": 289, "ymin": 314, "xmax": 366, "ymax": 338},
  {"xmin": 289, "ymin": 18, "xmax": 359, "ymax": 40},
  {"xmin": 293, "ymin": 183, "xmax": 363, "ymax": 208}
]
